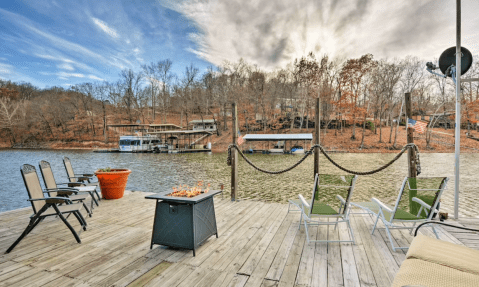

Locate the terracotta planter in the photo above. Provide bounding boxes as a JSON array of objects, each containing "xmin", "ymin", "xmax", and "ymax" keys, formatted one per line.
[{"xmin": 95, "ymin": 169, "xmax": 131, "ymax": 199}]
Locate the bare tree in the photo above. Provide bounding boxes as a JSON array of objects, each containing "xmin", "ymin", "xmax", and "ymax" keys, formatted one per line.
[
  {"xmin": 119, "ymin": 69, "xmax": 143, "ymax": 123},
  {"xmin": 0, "ymin": 88, "xmax": 20, "ymax": 144},
  {"xmin": 181, "ymin": 64, "xmax": 199, "ymax": 127}
]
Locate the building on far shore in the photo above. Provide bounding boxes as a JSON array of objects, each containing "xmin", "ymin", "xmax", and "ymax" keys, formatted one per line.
[{"xmin": 189, "ymin": 119, "xmax": 217, "ymax": 132}]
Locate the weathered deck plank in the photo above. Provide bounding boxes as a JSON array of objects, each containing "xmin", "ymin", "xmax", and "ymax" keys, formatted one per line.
[{"xmin": 0, "ymin": 191, "xmax": 477, "ymax": 287}]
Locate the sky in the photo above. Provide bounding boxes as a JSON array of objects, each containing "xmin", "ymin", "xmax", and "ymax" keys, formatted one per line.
[{"xmin": 0, "ymin": 0, "xmax": 479, "ymax": 89}]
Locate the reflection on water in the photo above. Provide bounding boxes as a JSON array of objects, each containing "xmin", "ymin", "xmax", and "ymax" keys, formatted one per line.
[{"xmin": 0, "ymin": 150, "xmax": 477, "ymax": 217}]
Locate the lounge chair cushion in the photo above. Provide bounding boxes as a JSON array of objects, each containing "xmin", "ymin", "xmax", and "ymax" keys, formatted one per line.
[
  {"xmin": 406, "ymin": 234, "xmax": 479, "ymax": 275},
  {"xmin": 311, "ymin": 202, "xmax": 338, "ymax": 215},
  {"xmin": 392, "ymin": 258, "xmax": 479, "ymax": 287},
  {"xmin": 385, "ymin": 207, "xmax": 426, "ymax": 221}
]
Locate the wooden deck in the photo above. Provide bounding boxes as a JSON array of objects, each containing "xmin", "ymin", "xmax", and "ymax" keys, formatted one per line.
[{"xmin": 0, "ymin": 191, "xmax": 478, "ymax": 287}]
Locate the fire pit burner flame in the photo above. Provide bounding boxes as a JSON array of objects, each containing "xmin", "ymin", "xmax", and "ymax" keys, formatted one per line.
[{"xmin": 168, "ymin": 181, "xmax": 211, "ymax": 198}]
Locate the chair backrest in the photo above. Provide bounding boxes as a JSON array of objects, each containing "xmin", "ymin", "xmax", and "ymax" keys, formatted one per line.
[
  {"xmin": 310, "ymin": 174, "xmax": 358, "ymax": 216},
  {"xmin": 63, "ymin": 157, "xmax": 76, "ymax": 183},
  {"xmin": 21, "ymin": 164, "xmax": 46, "ymax": 214},
  {"xmin": 393, "ymin": 177, "xmax": 448, "ymax": 221},
  {"xmin": 38, "ymin": 160, "xmax": 58, "ymax": 197}
]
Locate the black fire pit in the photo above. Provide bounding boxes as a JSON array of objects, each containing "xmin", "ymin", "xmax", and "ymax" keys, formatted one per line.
[{"xmin": 145, "ymin": 189, "xmax": 222, "ymax": 256}]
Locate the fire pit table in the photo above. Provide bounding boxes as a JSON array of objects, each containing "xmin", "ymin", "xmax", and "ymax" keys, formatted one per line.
[{"xmin": 145, "ymin": 189, "xmax": 222, "ymax": 256}]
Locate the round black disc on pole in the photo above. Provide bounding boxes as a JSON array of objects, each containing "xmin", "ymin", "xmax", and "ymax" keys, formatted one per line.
[{"xmin": 438, "ymin": 46, "xmax": 473, "ymax": 77}]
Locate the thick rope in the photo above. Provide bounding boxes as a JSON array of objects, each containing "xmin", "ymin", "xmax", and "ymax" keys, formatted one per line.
[{"xmin": 227, "ymin": 143, "xmax": 421, "ymax": 176}]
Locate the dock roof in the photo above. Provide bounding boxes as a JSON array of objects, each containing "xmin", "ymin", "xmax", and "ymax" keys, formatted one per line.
[
  {"xmin": 243, "ymin": 133, "xmax": 313, "ymax": 141},
  {"xmin": 189, "ymin": 119, "xmax": 216, "ymax": 124},
  {"xmin": 149, "ymin": 124, "xmax": 183, "ymax": 128},
  {"xmin": 147, "ymin": 130, "xmax": 212, "ymax": 135}
]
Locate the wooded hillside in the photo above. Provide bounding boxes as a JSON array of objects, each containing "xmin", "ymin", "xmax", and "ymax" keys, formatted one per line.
[{"xmin": 1, "ymin": 53, "xmax": 479, "ymax": 150}]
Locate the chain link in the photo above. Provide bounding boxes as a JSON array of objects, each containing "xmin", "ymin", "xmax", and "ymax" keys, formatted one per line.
[{"xmin": 227, "ymin": 143, "xmax": 421, "ymax": 176}]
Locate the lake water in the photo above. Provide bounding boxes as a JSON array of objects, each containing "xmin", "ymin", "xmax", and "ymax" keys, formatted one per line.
[{"xmin": 0, "ymin": 150, "xmax": 478, "ymax": 217}]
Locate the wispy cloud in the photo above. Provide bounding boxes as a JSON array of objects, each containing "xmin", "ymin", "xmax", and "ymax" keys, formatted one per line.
[
  {"xmin": 58, "ymin": 72, "xmax": 85, "ymax": 78},
  {"xmin": 57, "ymin": 63, "xmax": 75, "ymax": 71},
  {"xmin": 88, "ymin": 75, "xmax": 104, "ymax": 81},
  {"xmin": 0, "ymin": 63, "xmax": 13, "ymax": 75},
  {"xmin": 92, "ymin": 17, "xmax": 120, "ymax": 39}
]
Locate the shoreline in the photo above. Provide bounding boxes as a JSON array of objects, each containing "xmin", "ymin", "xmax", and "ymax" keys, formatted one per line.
[
  {"xmin": 2, "ymin": 126, "xmax": 479, "ymax": 153},
  {"xmin": 2, "ymin": 145, "xmax": 478, "ymax": 153}
]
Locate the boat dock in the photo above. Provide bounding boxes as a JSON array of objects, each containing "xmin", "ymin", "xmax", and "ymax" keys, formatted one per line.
[
  {"xmin": 1, "ymin": 191, "xmax": 478, "ymax": 286},
  {"xmin": 94, "ymin": 149, "xmax": 211, "ymax": 154}
]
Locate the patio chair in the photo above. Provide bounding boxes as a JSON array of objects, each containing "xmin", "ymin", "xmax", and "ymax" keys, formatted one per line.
[
  {"xmin": 298, "ymin": 173, "xmax": 358, "ymax": 244},
  {"xmin": 6, "ymin": 164, "xmax": 87, "ymax": 253},
  {"xmin": 63, "ymin": 156, "xmax": 101, "ymax": 205},
  {"xmin": 354, "ymin": 176, "xmax": 449, "ymax": 251},
  {"xmin": 38, "ymin": 160, "xmax": 93, "ymax": 216}
]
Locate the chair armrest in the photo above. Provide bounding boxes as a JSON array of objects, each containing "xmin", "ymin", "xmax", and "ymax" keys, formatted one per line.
[
  {"xmin": 336, "ymin": 194, "xmax": 346, "ymax": 205},
  {"xmin": 298, "ymin": 194, "xmax": 311, "ymax": 208},
  {"xmin": 28, "ymin": 197, "xmax": 73, "ymax": 204},
  {"xmin": 298, "ymin": 194, "xmax": 310, "ymax": 209},
  {"xmin": 45, "ymin": 188, "xmax": 78, "ymax": 193},
  {"xmin": 414, "ymin": 221, "xmax": 479, "ymax": 236},
  {"xmin": 69, "ymin": 176, "xmax": 92, "ymax": 180},
  {"xmin": 56, "ymin": 182, "xmax": 78, "ymax": 186},
  {"xmin": 77, "ymin": 173, "xmax": 94, "ymax": 177},
  {"xmin": 45, "ymin": 188, "xmax": 78, "ymax": 196},
  {"xmin": 67, "ymin": 182, "xmax": 83, "ymax": 187},
  {"xmin": 372, "ymin": 197, "xmax": 393, "ymax": 213},
  {"xmin": 412, "ymin": 197, "xmax": 431, "ymax": 210}
]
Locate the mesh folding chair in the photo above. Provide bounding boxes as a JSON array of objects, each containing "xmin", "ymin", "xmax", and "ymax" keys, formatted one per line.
[
  {"xmin": 6, "ymin": 165, "xmax": 87, "ymax": 253},
  {"xmin": 38, "ymin": 160, "xmax": 93, "ymax": 216},
  {"xmin": 63, "ymin": 156, "xmax": 101, "ymax": 205},
  {"xmin": 367, "ymin": 176, "xmax": 449, "ymax": 251},
  {"xmin": 298, "ymin": 173, "xmax": 358, "ymax": 244}
]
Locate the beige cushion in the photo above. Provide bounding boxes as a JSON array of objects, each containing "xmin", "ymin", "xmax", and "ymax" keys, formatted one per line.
[
  {"xmin": 406, "ymin": 234, "xmax": 479, "ymax": 275},
  {"xmin": 392, "ymin": 258, "xmax": 479, "ymax": 287}
]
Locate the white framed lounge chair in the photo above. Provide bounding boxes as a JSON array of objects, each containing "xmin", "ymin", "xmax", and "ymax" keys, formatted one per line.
[
  {"xmin": 298, "ymin": 173, "xmax": 358, "ymax": 244},
  {"xmin": 353, "ymin": 176, "xmax": 449, "ymax": 251}
]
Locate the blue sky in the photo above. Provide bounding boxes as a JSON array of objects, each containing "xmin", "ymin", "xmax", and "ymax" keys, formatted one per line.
[
  {"xmin": 0, "ymin": 0, "xmax": 212, "ymax": 88},
  {"xmin": 1, "ymin": 0, "xmax": 479, "ymax": 89}
]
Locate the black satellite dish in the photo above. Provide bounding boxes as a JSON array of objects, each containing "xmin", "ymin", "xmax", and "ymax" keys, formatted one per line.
[{"xmin": 438, "ymin": 46, "xmax": 473, "ymax": 77}]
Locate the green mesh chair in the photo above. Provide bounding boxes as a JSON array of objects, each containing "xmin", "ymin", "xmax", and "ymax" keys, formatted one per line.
[
  {"xmin": 368, "ymin": 176, "xmax": 449, "ymax": 251},
  {"xmin": 298, "ymin": 173, "xmax": 358, "ymax": 244}
]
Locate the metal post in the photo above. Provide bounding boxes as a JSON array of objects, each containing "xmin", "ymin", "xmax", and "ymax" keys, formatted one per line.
[
  {"xmin": 454, "ymin": 0, "xmax": 461, "ymax": 219},
  {"xmin": 405, "ymin": 93, "xmax": 418, "ymax": 214},
  {"xmin": 231, "ymin": 102, "xmax": 238, "ymax": 201},
  {"xmin": 314, "ymin": 97, "xmax": 320, "ymax": 176}
]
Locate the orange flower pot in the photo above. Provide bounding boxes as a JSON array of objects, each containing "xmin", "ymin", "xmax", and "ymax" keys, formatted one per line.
[{"xmin": 95, "ymin": 169, "xmax": 131, "ymax": 199}]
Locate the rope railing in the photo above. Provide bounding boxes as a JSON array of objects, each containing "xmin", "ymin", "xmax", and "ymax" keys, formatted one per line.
[{"xmin": 227, "ymin": 143, "xmax": 421, "ymax": 176}]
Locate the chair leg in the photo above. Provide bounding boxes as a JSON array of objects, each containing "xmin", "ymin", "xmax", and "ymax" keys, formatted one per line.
[
  {"xmin": 91, "ymin": 191, "xmax": 100, "ymax": 207},
  {"xmin": 82, "ymin": 202, "xmax": 92, "ymax": 217},
  {"xmin": 53, "ymin": 205, "xmax": 82, "ymax": 243},
  {"xmin": 299, "ymin": 212, "xmax": 303, "ymax": 230},
  {"xmin": 347, "ymin": 220, "xmax": 356, "ymax": 244},
  {"xmin": 371, "ymin": 213, "xmax": 381, "ymax": 235},
  {"xmin": 6, "ymin": 204, "xmax": 50, "ymax": 253},
  {"xmin": 432, "ymin": 226, "xmax": 440, "ymax": 239},
  {"xmin": 409, "ymin": 222, "xmax": 417, "ymax": 235},
  {"xmin": 333, "ymin": 217, "xmax": 340, "ymax": 230},
  {"xmin": 303, "ymin": 220, "xmax": 311, "ymax": 244},
  {"xmin": 383, "ymin": 224, "xmax": 397, "ymax": 252},
  {"xmin": 72, "ymin": 211, "xmax": 87, "ymax": 231}
]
